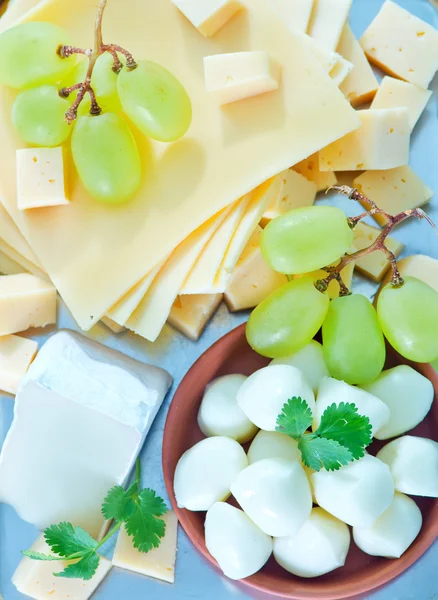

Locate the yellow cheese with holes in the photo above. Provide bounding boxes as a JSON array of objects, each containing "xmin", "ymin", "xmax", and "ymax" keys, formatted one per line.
[
  {"xmin": 0, "ymin": 250, "xmax": 26, "ymax": 275},
  {"xmin": 16, "ymin": 148, "xmax": 69, "ymax": 210},
  {"xmin": 268, "ymin": 0, "xmax": 314, "ymax": 32},
  {"xmin": 307, "ymin": 0, "xmax": 352, "ymax": 51},
  {"xmin": 168, "ymin": 294, "xmax": 222, "ymax": 340},
  {"xmin": 379, "ymin": 255, "xmax": 438, "ymax": 297},
  {"xmin": 295, "ymin": 261, "xmax": 355, "ymax": 299},
  {"xmin": 101, "ymin": 316, "xmax": 126, "ymax": 334},
  {"xmin": 0, "ymin": 0, "xmax": 360, "ymax": 331},
  {"xmin": 360, "ymin": 0, "xmax": 438, "ymax": 89},
  {"xmin": 352, "ymin": 221, "xmax": 404, "ymax": 282},
  {"xmin": 371, "ymin": 76, "xmax": 432, "ymax": 131},
  {"xmin": 292, "ymin": 153, "xmax": 337, "ymax": 192},
  {"xmin": 224, "ymin": 225, "xmax": 287, "ymax": 310},
  {"xmin": 113, "ymin": 511, "xmax": 178, "ymax": 583},
  {"xmin": 353, "ymin": 166, "xmax": 434, "ymax": 226},
  {"xmin": 171, "ymin": 0, "xmax": 244, "ymax": 37},
  {"xmin": 0, "ymin": 335, "xmax": 38, "ymax": 395},
  {"xmin": 319, "ymin": 108, "xmax": 410, "ymax": 172},
  {"xmin": 337, "ymin": 24, "xmax": 379, "ymax": 107},
  {"xmin": 261, "ymin": 170, "xmax": 317, "ymax": 226}
]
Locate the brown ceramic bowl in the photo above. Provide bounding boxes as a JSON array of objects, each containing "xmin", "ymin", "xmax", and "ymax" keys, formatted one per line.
[{"xmin": 162, "ymin": 324, "xmax": 438, "ymax": 600}]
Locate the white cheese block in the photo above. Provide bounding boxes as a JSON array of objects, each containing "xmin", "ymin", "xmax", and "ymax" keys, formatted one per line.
[
  {"xmin": 168, "ymin": 293, "xmax": 222, "ymax": 340},
  {"xmin": 0, "ymin": 273, "xmax": 56, "ymax": 335},
  {"xmin": 247, "ymin": 430, "xmax": 300, "ymax": 464},
  {"xmin": 0, "ymin": 330, "xmax": 171, "ymax": 537},
  {"xmin": 307, "ymin": 0, "xmax": 352, "ymax": 51},
  {"xmin": 204, "ymin": 51, "xmax": 281, "ymax": 105},
  {"xmin": 271, "ymin": 339, "xmax": 329, "ymax": 394},
  {"xmin": 360, "ymin": 0, "xmax": 438, "ymax": 89},
  {"xmin": 292, "ymin": 153, "xmax": 337, "ymax": 192},
  {"xmin": 0, "ymin": 334, "xmax": 38, "ymax": 395},
  {"xmin": 0, "ymin": 250, "xmax": 26, "ymax": 275},
  {"xmin": 371, "ymin": 76, "xmax": 433, "ymax": 131},
  {"xmin": 268, "ymin": 0, "xmax": 314, "ymax": 33},
  {"xmin": 16, "ymin": 147, "xmax": 69, "ymax": 210},
  {"xmin": 113, "ymin": 512, "xmax": 178, "ymax": 583},
  {"xmin": 261, "ymin": 169, "xmax": 317, "ymax": 226},
  {"xmin": 171, "ymin": 0, "xmax": 244, "ymax": 37},
  {"xmin": 352, "ymin": 221, "xmax": 404, "ymax": 282},
  {"xmin": 319, "ymin": 108, "xmax": 410, "ymax": 171}
]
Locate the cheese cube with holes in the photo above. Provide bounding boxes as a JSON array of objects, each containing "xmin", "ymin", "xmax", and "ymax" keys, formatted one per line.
[
  {"xmin": 353, "ymin": 166, "xmax": 434, "ymax": 226},
  {"xmin": 352, "ymin": 222, "xmax": 404, "ymax": 282},
  {"xmin": 13, "ymin": 535, "xmax": 111, "ymax": 600},
  {"xmin": 0, "ymin": 274, "xmax": 56, "ymax": 335},
  {"xmin": 16, "ymin": 147, "xmax": 69, "ymax": 210},
  {"xmin": 360, "ymin": 0, "xmax": 438, "ymax": 89},
  {"xmin": 293, "ymin": 153, "xmax": 337, "ymax": 192},
  {"xmin": 371, "ymin": 77, "xmax": 432, "ymax": 131},
  {"xmin": 204, "ymin": 52, "xmax": 281, "ymax": 105},
  {"xmin": 261, "ymin": 170, "xmax": 317, "ymax": 226},
  {"xmin": 171, "ymin": 0, "xmax": 244, "ymax": 37},
  {"xmin": 113, "ymin": 512, "xmax": 178, "ymax": 583},
  {"xmin": 168, "ymin": 294, "xmax": 222, "ymax": 340},
  {"xmin": 319, "ymin": 108, "xmax": 410, "ymax": 172},
  {"xmin": 307, "ymin": 0, "xmax": 352, "ymax": 51},
  {"xmin": 0, "ymin": 335, "xmax": 38, "ymax": 395},
  {"xmin": 268, "ymin": 0, "xmax": 314, "ymax": 33}
]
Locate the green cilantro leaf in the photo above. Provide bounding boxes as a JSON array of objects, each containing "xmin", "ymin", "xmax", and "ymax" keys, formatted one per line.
[
  {"xmin": 298, "ymin": 436, "xmax": 353, "ymax": 472},
  {"xmin": 125, "ymin": 488, "xmax": 168, "ymax": 553},
  {"xmin": 44, "ymin": 523, "xmax": 98, "ymax": 558},
  {"xmin": 54, "ymin": 552, "xmax": 100, "ymax": 581},
  {"xmin": 315, "ymin": 402, "xmax": 372, "ymax": 459},
  {"xmin": 276, "ymin": 397, "xmax": 313, "ymax": 439},
  {"xmin": 101, "ymin": 482, "xmax": 137, "ymax": 522},
  {"xmin": 22, "ymin": 551, "xmax": 61, "ymax": 561}
]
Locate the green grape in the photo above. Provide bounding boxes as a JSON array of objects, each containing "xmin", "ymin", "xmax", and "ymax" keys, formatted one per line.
[
  {"xmin": 261, "ymin": 206, "xmax": 354, "ymax": 275},
  {"xmin": 12, "ymin": 85, "xmax": 71, "ymax": 147},
  {"xmin": 377, "ymin": 276, "xmax": 438, "ymax": 363},
  {"xmin": 322, "ymin": 294, "xmax": 386, "ymax": 385},
  {"xmin": 0, "ymin": 22, "xmax": 75, "ymax": 89},
  {"xmin": 246, "ymin": 276, "xmax": 329, "ymax": 358},
  {"xmin": 117, "ymin": 60, "xmax": 192, "ymax": 142},
  {"xmin": 71, "ymin": 113, "xmax": 141, "ymax": 204},
  {"xmin": 91, "ymin": 52, "xmax": 122, "ymax": 113}
]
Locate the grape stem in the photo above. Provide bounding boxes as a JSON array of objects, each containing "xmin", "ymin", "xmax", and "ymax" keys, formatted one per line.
[
  {"xmin": 58, "ymin": 0, "xmax": 138, "ymax": 123},
  {"xmin": 315, "ymin": 185, "xmax": 436, "ymax": 296}
]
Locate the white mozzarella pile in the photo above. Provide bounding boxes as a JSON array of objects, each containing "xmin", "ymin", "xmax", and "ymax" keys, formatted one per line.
[{"xmin": 173, "ymin": 341, "xmax": 437, "ymax": 581}]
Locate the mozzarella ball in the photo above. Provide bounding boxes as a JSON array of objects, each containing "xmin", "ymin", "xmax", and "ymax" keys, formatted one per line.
[
  {"xmin": 377, "ymin": 436, "xmax": 438, "ymax": 497},
  {"xmin": 205, "ymin": 502, "xmax": 272, "ymax": 580},
  {"xmin": 197, "ymin": 374, "xmax": 258, "ymax": 443},
  {"xmin": 313, "ymin": 377, "xmax": 390, "ymax": 436},
  {"xmin": 271, "ymin": 340, "xmax": 329, "ymax": 393},
  {"xmin": 247, "ymin": 430, "xmax": 300, "ymax": 464},
  {"xmin": 274, "ymin": 507, "xmax": 350, "ymax": 577},
  {"xmin": 353, "ymin": 493, "xmax": 422, "ymax": 558},
  {"xmin": 302, "ymin": 464, "xmax": 316, "ymax": 504},
  {"xmin": 237, "ymin": 365, "xmax": 315, "ymax": 431},
  {"xmin": 174, "ymin": 437, "xmax": 247, "ymax": 511},
  {"xmin": 231, "ymin": 458, "xmax": 312, "ymax": 537},
  {"xmin": 312, "ymin": 454, "xmax": 394, "ymax": 527},
  {"xmin": 361, "ymin": 365, "xmax": 434, "ymax": 440}
]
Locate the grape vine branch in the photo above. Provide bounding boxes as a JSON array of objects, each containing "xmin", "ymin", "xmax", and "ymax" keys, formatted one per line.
[
  {"xmin": 58, "ymin": 0, "xmax": 136, "ymax": 123},
  {"xmin": 315, "ymin": 185, "xmax": 436, "ymax": 295}
]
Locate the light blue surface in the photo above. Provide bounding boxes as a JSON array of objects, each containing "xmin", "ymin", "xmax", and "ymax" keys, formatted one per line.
[{"xmin": 1, "ymin": 0, "xmax": 437, "ymax": 598}]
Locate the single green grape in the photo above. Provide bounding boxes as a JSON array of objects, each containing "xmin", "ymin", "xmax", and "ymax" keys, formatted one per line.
[
  {"xmin": 91, "ymin": 52, "xmax": 122, "ymax": 113},
  {"xmin": 117, "ymin": 60, "xmax": 192, "ymax": 142},
  {"xmin": 71, "ymin": 112, "xmax": 141, "ymax": 204},
  {"xmin": 12, "ymin": 85, "xmax": 72, "ymax": 147},
  {"xmin": 377, "ymin": 276, "xmax": 438, "ymax": 363},
  {"xmin": 0, "ymin": 22, "xmax": 76, "ymax": 89},
  {"xmin": 261, "ymin": 206, "xmax": 354, "ymax": 275},
  {"xmin": 322, "ymin": 294, "xmax": 386, "ymax": 385},
  {"xmin": 246, "ymin": 276, "xmax": 330, "ymax": 358}
]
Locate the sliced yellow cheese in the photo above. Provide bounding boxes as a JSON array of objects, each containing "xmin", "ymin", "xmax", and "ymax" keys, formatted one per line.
[
  {"xmin": 295, "ymin": 261, "xmax": 355, "ymax": 299},
  {"xmin": 0, "ymin": 335, "xmax": 38, "ymax": 395},
  {"xmin": 319, "ymin": 108, "xmax": 410, "ymax": 172},
  {"xmin": 297, "ymin": 32, "xmax": 338, "ymax": 73},
  {"xmin": 352, "ymin": 221, "xmax": 404, "ymax": 282},
  {"xmin": 171, "ymin": 0, "xmax": 244, "ymax": 38},
  {"xmin": 0, "ymin": 250, "xmax": 26, "ymax": 275},
  {"xmin": 0, "ymin": 203, "xmax": 42, "ymax": 270},
  {"xmin": 168, "ymin": 294, "xmax": 222, "ymax": 340},
  {"xmin": 292, "ymin": 153, "xmax": 337, "ymax": 192},
  {"xmin": 360, "ymin": 0, "xmax": 438, "ymax": 89},
  {"xmin": 17, "ymin": 148, "xmax": 69, "ymax": 210},
  {"xmin": 101, "ymin": 316, "xmax": 126, "ymax": 334},
  {"xmin": 113, "ymin": 511, "xmax": 178, "ymax": 583},
  {"xmin": 307, "ymin": 0, "xmax": 352, "ymax": 51},
  {"xmin": 371, "ymin": 76, "xmax": 433, "ymax": 131},
  {"xmin": 0, "ymin": 0, "xmax": 41, "ymax": 31},
  {"xmin": 261, "ymin": 170, "xmax": 317, "ymax": 226},
  {"xmin": 329, "ymin": 54, "xmax": 353, "ymax": 86},
  {"xmin": 268, "ymin": 0, "xmax": 314, "ymax": 33},
  {"xmin": 337, "ymin": 24, "xmax": 379, "ymax": 107},
  {"xmin": 353, "ymin": 166, "xmax": 434, "ymax": 226},
  {"xmin": 379, "ymin": 254, "xmax": 438, "ymax": 296},
  {"xmin": 0, "ymin": 239, "xmax": 48, "ymax": 281},
  {"xmin": 0, "ymin": 0, "xmax": 360, "ymax": 330}
]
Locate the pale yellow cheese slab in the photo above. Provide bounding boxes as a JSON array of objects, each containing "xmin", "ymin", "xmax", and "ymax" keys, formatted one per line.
[
  {"xmin": 307, "ymin": 0, "xmax": 352, "ymax": 51},
  {"xmin": 0, "ymin": 0, "xmax": 360, "ymax": 330},
  {"xmin": 352, "ymin": 221, "xmax": 404, "ymax": 282},
  {"xmin": 261, "ymin": 169, "xmax": 317, "ymax": 226},
  {"xmin": 0, "ymin": 203, "xmax": 42, "ymax": 269},
  {"xmin": 378, "ymin": 254, "xmax": 438, "ymax": 298},
  {"xmin": 168, "ymin": 294, "xmax": 223, "ymax": 340},
  {"xmin": 101, "ymin": 316, "xmax": 126, "ymax": 334},
  {"xmin": 0, "ymin": 250, "xmax": 26, "ymax": 275},
  {"xmin": 0, "ymin": 238, "xmax": 49, "ymax": 281},
  {"xmin": 268, "ymin": 0, "xmax": 314, "ymax": 33},
  {"xmin": 0, "ymin": 335, "xmax": 38, "ymax": 395},
  {"xmin": 292, "ymin": 153, "xmax": 337, "ymax": 192}
]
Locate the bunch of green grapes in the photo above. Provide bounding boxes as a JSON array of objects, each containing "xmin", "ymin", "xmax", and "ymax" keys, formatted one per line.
[
  {"xmin": 247, "ymin": 205, "xmax": 438, "ymax": 384},
  {"xmin": 0, "ymin": 22, "xmax": 192, "ymax": 204}
]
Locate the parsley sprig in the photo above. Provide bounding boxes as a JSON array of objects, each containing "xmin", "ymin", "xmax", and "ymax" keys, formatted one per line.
[
  {"xmin": 22, "ymin": 459, "xmax": 167, "ymax": 580},
  {"xmin": 276, "ymin": 397, "xmax": 372, "ymax": 472}
]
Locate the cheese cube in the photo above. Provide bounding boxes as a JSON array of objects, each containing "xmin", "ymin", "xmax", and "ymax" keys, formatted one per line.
[
  {"xmin": 0, "ymin": 335, "xmax": 38, "ymax": 395},
  {"xmin": 224, "ymin": 225, "xmax": 287, "ymax": 311},
  {"xmin": 0, "ymin": 274, "xmax": 56, "ymax": 335},
  {"xmin": 353, "ymin": 166, "xmax": 434, "ymax": 226},
  {"xmin": 101, "ymin": 316, "xmax": 126, "ymax": 333},
  {"xmin": 268, "ymin": 0, "xmax": 314, "ymax": 33},
  {"xmin": 16, "ymin": 147, "xmax": 69, "ymax": 210},
  {"xmin": 307, "ymin": 0, "xmax": 352, "ymax": 51},
  {"xmin": 204, "ymin": 51, "xmax": 281, "ymax": 105},
  {"xmin": 168, "ymin": 293, "xmax": 222, "ymax": 340},
  {"xmin": 371, "ymin": 76, "xmax": 433, "ymax": 131},
  {"xmin": 13, "ymin": 535, "xmax": 111, "ymax": 600},
  {"xmin": 319, "ymin": 108, "xmax": 410, "ymax": 172},
  {"xmin": 113, "ymin": 511, "xmax": 178, "ymax": 583},
  {"xmin": 379, "ymin": 254, "xmax": 438, "ymax": 296},
  {"xmin": 329, "ymin": 55, "xmax": 353, "ymax": 86},
  {"xmin": 261, "ymin": 170, "xmax": 317, "ymax": 226},
  {"xmin": 293, "ymin": 153, "xmax": 337, "ymax": 192},
  {"xmin": 337, "ymin": 24, "xmax": 379, "ymax": 107},
  {"xmin": 172, "ymin": 0, "xmax": 244, "ymax": 37},
  {"xmin": 352, "ymin": 222, "xmax": 403, "ymax": 282},
  {"xmin": 360, "ymin": 0, "xmax": 438, "ymax": 89},
  {"xmin": 0, "ymin": 250, "xmax": 26, "ymax": 275}
]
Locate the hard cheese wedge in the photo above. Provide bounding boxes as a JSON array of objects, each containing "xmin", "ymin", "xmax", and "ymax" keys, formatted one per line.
[
  {"xmin": 353, "ymin": 166, "xmax": 434, "ymax": 226},
  {"xmin": 352, "ymin": 221, "xmax": 404, "ymax": 282},
  {"xmin": 0, "ymin": 335, "xmax": 38, "ymax": 395},
  {"xmin": 168, "ymin": 294, "xmax": 223, "ymax": 340},
  {"xmin": 292, "ymin": 153, "xmax": 337, "ymax": 192},
  {"xmin": 0, "ymin": 0, "xmax": 360, "ymax": 330},
  {"xmin": 268, "ymin": 0, "xmax": 314, "ymax": 33},
  {"xmin": 171, "ymin": 0, "xmax": 244, "ymax": 38},
  {"xmin": 307, "ymin": 0, "xmax": 352, "ymax": 51},
  {"xmin": 261, "ymin": 170, "xmax": 317, "ymax": 226},
  {"xmin": 113, "ymin": 511, "xmax": 178, "ymax": 583}
]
